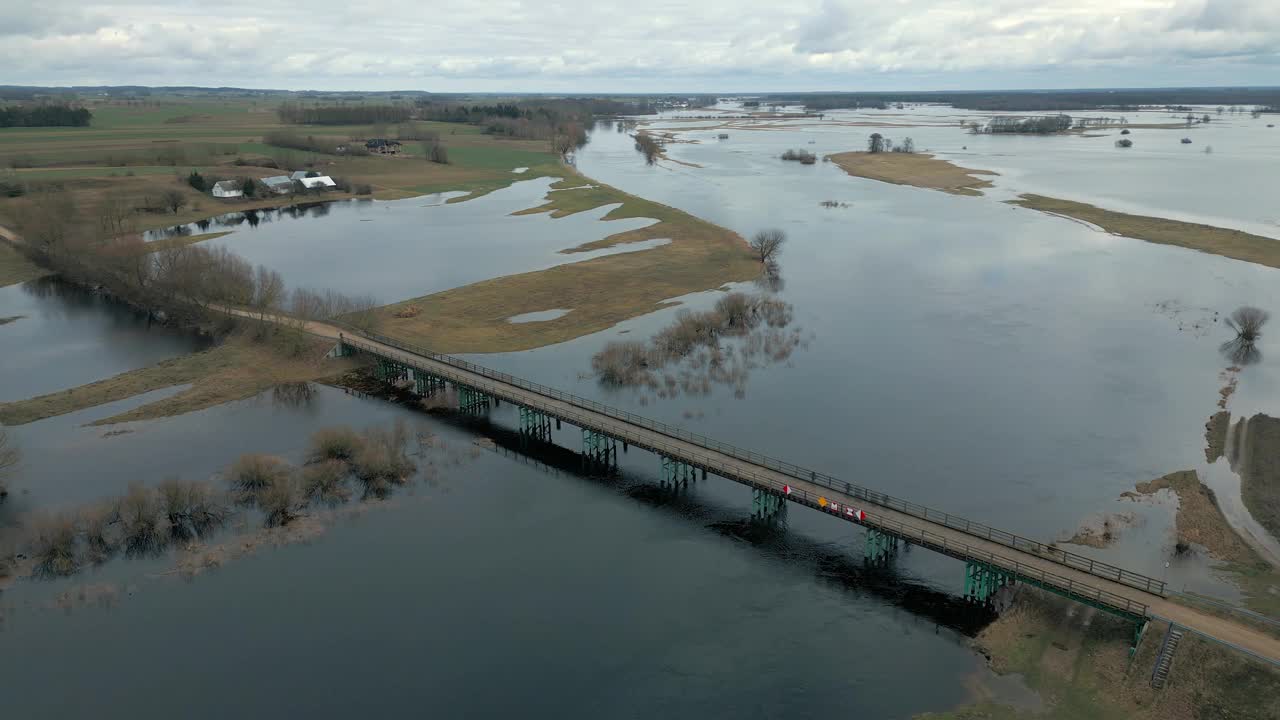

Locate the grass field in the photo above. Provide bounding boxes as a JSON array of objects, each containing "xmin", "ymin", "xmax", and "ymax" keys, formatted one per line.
[
  {"xmin": 1011, "ymin": 194, "xmax": 1280, "ymax": 270},
  {"xmin": 0, "ymin": 96, "xmax": 561, "ymax": 234},
  {"xmin": 375, "ymin": 170, "xmax": 761, "ymax": 353},
  {"xmin": 828, "ymin": 151, "xmax": 998, "ymax": 196}
]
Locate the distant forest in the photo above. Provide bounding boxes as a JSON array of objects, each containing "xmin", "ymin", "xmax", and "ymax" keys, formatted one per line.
[
  {"xmin": 0, "ymin": 104, "xmax": 92, "ymax": 127},
  {"xmin": 414, "ymin": 98, "xmax": 657, "ymax": 151},
  {"xmin": 767, "ymin": 88, "xmax": 1280, "ymax": 112}
]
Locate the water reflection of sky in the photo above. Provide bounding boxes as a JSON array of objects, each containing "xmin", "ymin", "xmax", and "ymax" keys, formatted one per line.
[{"xmin": 0, "ymin": 279, "xmax": 207, "ymax": 403}]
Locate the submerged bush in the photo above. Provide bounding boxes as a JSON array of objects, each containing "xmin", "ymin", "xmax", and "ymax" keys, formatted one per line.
[
  {"xmin": 158, "ymin": 479, "xmax": 230, "ymax": 540},
  {"xmin": 352, "ymin": 420, "xmax": 416, "ymax": 497},
  {"xmin": 301, "ymin": 461, "xmax": 352, "ymax": 506},
  {"xmin": 29, "ymin": 514, "xmax": 79, "ymax": 576},
  {"xmin": 308, "ymin": 427, "xmax": 365, "ymax": 463},
  {"xmin": 592, "ymin": 341, "xmax": 652, "ymax": 386},
  {"xmin": 79, "ymin": 503, "xmax": 119, "ymax": 563},
  {"xmin": 259, "ymin": 473, "xmax": 304, "ymax": 527},
  {"xmin": 227, "ymin": 454, "xmax": 291, "ymax": 501},
  {"xmin": 116, "ymin": 483, "xmax": 170, "ymax": 554}
]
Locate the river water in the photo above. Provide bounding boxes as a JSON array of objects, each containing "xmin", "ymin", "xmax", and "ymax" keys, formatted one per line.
[{"xmin": 3, "ymin": 104, "xmax": 1279, "ymax": 717}]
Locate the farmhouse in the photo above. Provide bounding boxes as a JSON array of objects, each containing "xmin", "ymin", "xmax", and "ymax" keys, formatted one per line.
[
  {"xmin": 211, "ymin": 180, "xmax": 243, "ymax": 199},
  {"xmin": 365, "ymin": 138, "xmax": 402, "ymax": 154}
]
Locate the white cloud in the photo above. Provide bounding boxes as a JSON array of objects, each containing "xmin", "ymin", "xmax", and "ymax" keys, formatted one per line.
[{"xmin": 1, "ymin": 0, "xmax": 1277, "ymax": 89}]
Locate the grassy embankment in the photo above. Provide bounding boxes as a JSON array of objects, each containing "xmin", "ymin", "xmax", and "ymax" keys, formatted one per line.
[
  {"xmin": 827, "ymin": 151, "xmax": 998, "ymax": 196},
  {"xmin": 0, "ymin": 330, "xmax": 360, "ymax": 427},
  {"xmin": 824, "ymin": 150, "xmax": 1280, "ymax": 271},
  {"xmin": 375, "ymin": 169, "xmax": 761, "ymax": 353},
  {"xmin": 919, "ymin": 588, "xmax": 1280, "ymax": 720},
  {"xmin": 1010, "ymin": 195, "xmax": 1280, "ymax": 270}
]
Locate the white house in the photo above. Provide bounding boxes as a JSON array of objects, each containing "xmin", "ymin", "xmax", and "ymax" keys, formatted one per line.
[
  {"xmin": 299, "ymin": 175, "xmax": 337, "ymax": 190},
  {"xmin": 211, "ymin": 180, "xmax": 243, "ymax": 199},
  {"xmin": 261, "ymin": 176, "xmax": 294, "ymax": 194}
]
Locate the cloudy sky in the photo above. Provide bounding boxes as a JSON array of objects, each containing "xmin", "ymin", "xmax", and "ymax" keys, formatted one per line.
[{"xmin": 3, "ymin": 0, "xmax": 1278, "ymax": 91}]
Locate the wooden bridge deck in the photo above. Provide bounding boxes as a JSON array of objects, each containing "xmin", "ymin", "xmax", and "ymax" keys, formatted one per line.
[{"xmin": 325, "ymin": 328, "xmax": 1280, "ymax": 665}]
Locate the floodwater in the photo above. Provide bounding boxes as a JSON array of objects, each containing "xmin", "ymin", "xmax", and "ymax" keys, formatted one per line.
[
  {"xmin": 0, "ymin": 278, "xmax": 207, "ymax": 403},
  {"xmin": 3, "ymin": 103, "xmax": 1280, "ymax": 716},
  {"xmin": 145, "ymin": 177, "xmax": 660, "ymax": 303}
]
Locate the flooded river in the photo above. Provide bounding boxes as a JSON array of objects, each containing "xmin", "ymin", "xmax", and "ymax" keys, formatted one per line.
[{"xmin": 3, "ymin": 104, "xmax": 1279, "ymax": 716}]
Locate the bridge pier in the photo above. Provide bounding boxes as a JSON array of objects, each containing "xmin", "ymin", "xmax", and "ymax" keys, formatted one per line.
[
  {"xmin": 864, "ymin": 528, "xmax": 899, "ymax": 566},
  {"xmin": 964, "ymin": 561, "xmax": 1015, "ymax": 605},
  {"xmin": 457, "ymin": 386, "xmax": 491, "ymax": 414},
  {"xmin": 519, "ymin": 407, "xmax": 553, "ymax": 444},
  {"xmin": 581, "ymin": 429, "xmax": 617, "ymax": 474},
  {"xmin": 413, "ymin": 370, "xmax": 447, "ymax": 396},
  {"xmin": 375, "ymin": 358, "xmax": 409, "ymax": 384},
  {"xmin": 751, "ymin": 487, "xmax": 787, "ymax": 525},
  {"xmin": 660, "ymin": 455, "xmax": 697, "ymax": 489}
]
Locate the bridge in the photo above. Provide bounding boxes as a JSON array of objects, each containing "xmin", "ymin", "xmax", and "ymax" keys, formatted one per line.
[{"xmin": 315, "ymin": 326, "xmax": 1280, "ymax": 666}]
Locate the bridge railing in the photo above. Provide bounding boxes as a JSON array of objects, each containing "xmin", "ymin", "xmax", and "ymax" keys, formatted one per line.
[{"xmin": 341, "ymin": 330, "xmax": 1166, "ymax": 598}]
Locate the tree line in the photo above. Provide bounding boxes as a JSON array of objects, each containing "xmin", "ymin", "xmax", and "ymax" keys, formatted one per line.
[
  {"xmin": 0, "ymin": 104, "xmax": 92, "ymax": 127},
  {"xmin": 12, "ymin": 188, "xmax": 380, "ymax": 333}
]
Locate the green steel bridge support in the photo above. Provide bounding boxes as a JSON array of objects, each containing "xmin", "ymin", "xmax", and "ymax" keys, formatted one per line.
[
  {"xmin": 413, "ymin": 370, "xmax": 447, "ymax": 396},
  {"xmin": 964, "ymin": 560, "xmax": 1016, "ymax": 605},
  {"xmin": 582, "ymin": 429, "xmax": 618, "ymax": 474},
  {"xmin": 865, "ymin": 528, "xmax": 899, "ymax": 566},
  {"xmin": 457, "ymin": 386, "xmax": 491, "ymax": 414},
  {"xmin": 752, "ymin": 487, "xmax": 786, "ymax": 525},
  {"xmin": 660, "ymin": 455, "xmax": 699, "ymax": 489},
  {"xmin": 375, "ymin": 358, "xmax": 409, "ymax": 384},
  {"xmin": 519, "ymin": 407, "xmax": 553, "ymax": 444}
]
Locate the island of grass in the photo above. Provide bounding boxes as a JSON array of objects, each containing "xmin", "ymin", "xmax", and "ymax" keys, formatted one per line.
[
  {"xmin": 375, "ymin": 169, "xmax": 761, "ymax": 353},
  {"xmin": 827, "ymin": 151, "xmax": 997, "ymax": 196},
  {"xmin": 1010, "ymin": 194, "xmax": 1280, "ymax": 270}
]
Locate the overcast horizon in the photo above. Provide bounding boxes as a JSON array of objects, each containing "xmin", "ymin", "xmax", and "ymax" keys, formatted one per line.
[{"xmin": 3, "ymin": 0, "xmax": 1278, "ymax": 92}]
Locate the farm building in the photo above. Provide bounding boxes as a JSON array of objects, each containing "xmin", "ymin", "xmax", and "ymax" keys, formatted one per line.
[
  {"xmin": 261, "ymin": 176, "xmax": 294, "ymax": 194},
  {"xmin": 365, "ymin": 138, "xmax": 402, "ymax": 154},
  {"xmin": 290, "ymin": 170, "xmax": 312, "ymax": 180},
  {"xmin": 299, "ymin": 175, "xmax": 337, "ymax": 190},
  {"xmin": 211, "ymin": 180, "xmax": 243, "ymax": 199}
]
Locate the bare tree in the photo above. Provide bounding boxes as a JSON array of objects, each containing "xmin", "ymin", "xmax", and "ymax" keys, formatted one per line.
[
  {"xmin": 252, "ymin": 265, "xmax": 286, "ymax": 322},
  {"xmin": 867, "ymin": 133, "xmax": 886, "ymax": 153},
  {"xmin": 161, "ymin": 189, "xmax": 186, "ymax": 214},
  {"xmin": 749, "ymin": 229, "xmax": 787, "ymax": 263},
  {"xmin": 1221, "ymin": 306, "xmax": 1269, "ymax": 366}
]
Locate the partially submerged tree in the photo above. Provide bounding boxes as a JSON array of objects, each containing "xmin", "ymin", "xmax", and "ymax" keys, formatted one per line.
[
  {"xmin": 1220, "ymin": 306, "xmax": 1269, "ymax": 366},
  {"xmin": 749, "ymin": 229, "xmax": 787, "ymax": 263}
]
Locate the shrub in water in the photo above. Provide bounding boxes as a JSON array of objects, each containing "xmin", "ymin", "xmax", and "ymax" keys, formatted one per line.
[
  {"xmin": 159, "ymin": 479, "xmax": 230, "ymax": 540},
  {"xmin": 228, "ymin": 454, "xmax": 291, "ymax": 501},
  {"xmin": 308, "ymin": 427, "xmax": 364, "ymax": 463},
  {"xmin": 116, "ymin": 483, "xmax": 170, "ymax": 554},
  {"xmin": 301, "ymin": 461, "xmax": 352, "ymax": 506},
  {"xmin": 259, "ymin": 473, "xmax": 304, "ymax": 527},
  {"xmin": 29, "ymin": 514, "xmax": 79, "ymax": 576}
]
